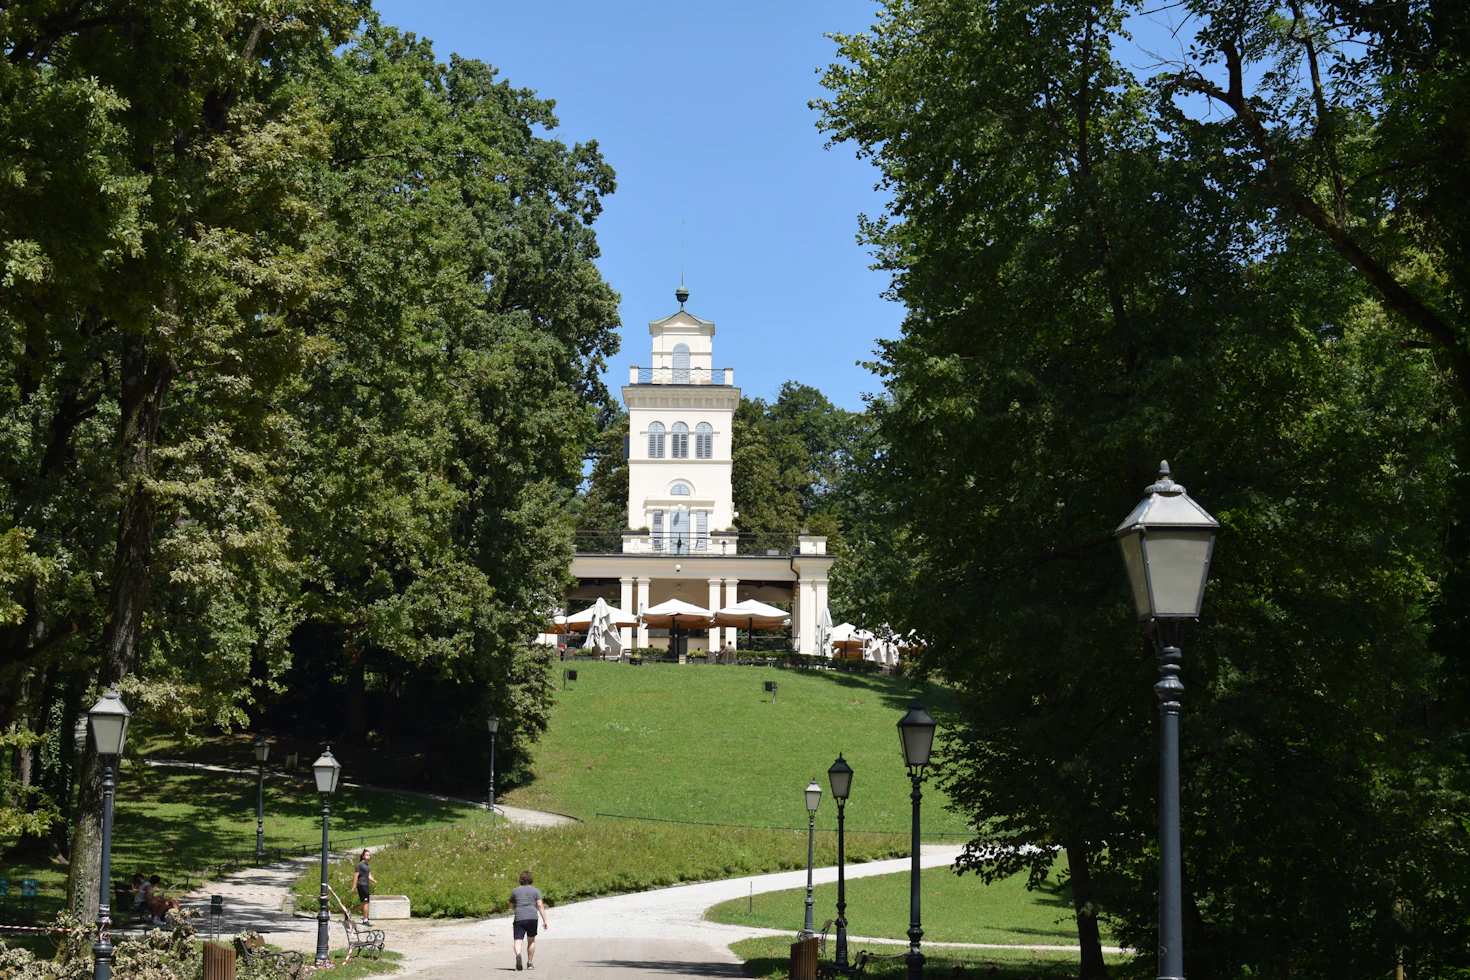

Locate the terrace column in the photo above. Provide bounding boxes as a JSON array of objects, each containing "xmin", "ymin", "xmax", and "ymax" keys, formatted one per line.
[
  {"xmin": 724, "ymin": 578, "xmax": 740, "ymax": 649},
  {"xmin": 795, "ymin": 576, "xmax": 818, "ymax": 655},
  {"xmin": 620, "ymin": 576, "xmax": 635, "ymax": 650},
  {"xmin": 636, "ymin": 577, "xmax": 651, "ymax": 648},
  {"xmin": 708, "ymin": 578, "xmax": 723, "ymax": 653}
]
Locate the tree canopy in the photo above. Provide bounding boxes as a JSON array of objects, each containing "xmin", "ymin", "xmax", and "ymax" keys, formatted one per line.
[
  {"xmin": 0, "ymin": 3, "xmax": 618, "ymax": 910},
  {"xmin": 819, "ymin": 0, "xmax": 1470, "ymax": 975}
]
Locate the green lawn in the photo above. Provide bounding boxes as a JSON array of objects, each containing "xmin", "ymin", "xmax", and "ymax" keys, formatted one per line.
[
  {"xmin": 501, "ymin": 661, "xmax": 968, "ymax": 836},
  {"xmin": 0, "ymin": 763, "xmax": 496, "ymax": 920},
  {"xmin": 729, "ymin": 936, "xmax": 1130, "ymax": 979},
  {"xmin": 292, "ymin": 818, "xmax": 916, "ymax": 918},
  {"xmin": 707, "ymin": 863, "xmax": 1113, "ymax": 947}
]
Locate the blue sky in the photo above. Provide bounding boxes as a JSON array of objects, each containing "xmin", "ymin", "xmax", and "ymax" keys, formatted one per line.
[{"xmin": 373, "ymin": 0, "xmax": 898, "ymax": 412}]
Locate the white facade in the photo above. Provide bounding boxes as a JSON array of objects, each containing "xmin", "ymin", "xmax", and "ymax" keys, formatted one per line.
[
  {"xmin": 561, "ymin": 292, "xmax": 835, "ymax": 655},
  {"xmin": 625, "ymin": 309, "xmax": 738, "ymax": 546}
]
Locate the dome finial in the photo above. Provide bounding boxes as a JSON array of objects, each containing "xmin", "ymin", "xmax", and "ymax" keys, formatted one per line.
[{"xmin": 676, "ymin": 285, "xmax": 689, "ymax": 308}]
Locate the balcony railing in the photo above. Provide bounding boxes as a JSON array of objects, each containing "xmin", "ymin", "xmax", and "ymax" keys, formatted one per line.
[
  {"xmin": 628, "ymin": 366, "xmax": 734, "ymax": 386},
  {"xmin": 572, "ymin": 530, "xmax": 827, "ymax": 557}
]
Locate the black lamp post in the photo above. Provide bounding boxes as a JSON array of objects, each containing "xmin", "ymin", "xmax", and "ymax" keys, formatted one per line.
[
  {"xmin": 487, "ymin": 713, "xmax": 500, "ymax": 814},
  {"xmin": 799, "ymin": 778, "xmax": 822, "ymax": 940},
  {"xmin": 88, "ymin": 689, "xmax": 130, "ymax": 980},
  {"xmin": 827, "ymin": 754, "xmax": 854, "ymax": 973},
  {"xmin": 312, "ymin": 748, "xmax": 342, "ymax": 967},
  {"xmin": 1115, "ymin": 461, "xmax": 1218, "ymax": 980},
  {"xmin": 253, "ymin": 737, "xmax": 270, "ymax": 862},
  {"xmin": 897, "ymin": 701, "xmax": 937, "ymax": 980}
]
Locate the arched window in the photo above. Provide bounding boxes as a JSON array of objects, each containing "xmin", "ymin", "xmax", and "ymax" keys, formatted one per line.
[
  {"xmin": 648, "ymin": 422, "xmax": 665, "ymax": 458},
  {"xmin": 672, "ymin": 344, "xmax": 690, "ymax": 383},
  {"xmin": 670, "ymin": 482, "xmax": 692, "ymax": 496},
  {"xmin": 671, "ymin": 421, "xmax": 689, "ymax": 459},
  {"xmin": 695, "ymin": 422, "xmax": 713, "ymax": 460}
]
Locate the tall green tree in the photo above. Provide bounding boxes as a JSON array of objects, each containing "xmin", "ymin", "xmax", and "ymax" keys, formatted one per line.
[
  {"xmin": 819, "ymin": 1, "xmax": 1469, "ymax": 976},
  {"xmin": 1, "ymin": 0, "xmax": 363, "ymax": 913}
]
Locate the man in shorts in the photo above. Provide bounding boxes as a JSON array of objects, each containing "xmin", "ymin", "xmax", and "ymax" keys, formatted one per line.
[
  {"xmin": 351, "ymin": 850, "xmax": 377, "ymax": 925},
  {"xmin": 510, "ymin": 870, "xmax": 548, "ymax": 970}
]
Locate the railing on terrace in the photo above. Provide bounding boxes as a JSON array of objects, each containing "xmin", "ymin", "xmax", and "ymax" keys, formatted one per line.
[
  {"xmin": 628, "ymin": 366, "xmax": 734, "ymax": 386},
  {"xmin": 572, "ymin": 530, "xmax": 815, "ymax": 556}
]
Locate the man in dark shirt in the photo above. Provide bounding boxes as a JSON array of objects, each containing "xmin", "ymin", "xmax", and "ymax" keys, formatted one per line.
[
  {"xmin": 350, "ymin": 850, "xmax": 377, "ymax": 925},
  {"xmin": 510, "ymin": 870, "xmax": 548, "ymax": 971}
]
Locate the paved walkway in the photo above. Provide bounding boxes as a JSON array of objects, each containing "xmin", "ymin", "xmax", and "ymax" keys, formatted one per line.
[
  {"xmin": 189, "ymin": 842, "xmax": 1122, "ymax": 977},
  {"xmin": 144, "ymin": 759, "xmax": 577, "ymax": 828}
]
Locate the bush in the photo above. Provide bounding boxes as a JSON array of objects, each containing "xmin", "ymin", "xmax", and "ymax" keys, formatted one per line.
[
  {"xmin": 293, "ymin": 818, "xmax": 911, "ymax": 918},
  {"xmin": 0, "ymin": 908, "xmax": 203, "ymax": 980}
]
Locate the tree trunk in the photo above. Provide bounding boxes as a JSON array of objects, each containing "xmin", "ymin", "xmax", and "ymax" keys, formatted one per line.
[
  {"xmin": 345, "ymin": 654, "xmax": 366, "ymax": 739},
  {"xmin": 1066, "ymin": 839, "xmax": 1109, "ymax": 980},
  {"xmin": 66, "ymin": 334, "xmax": 175, "ymax": 916}
]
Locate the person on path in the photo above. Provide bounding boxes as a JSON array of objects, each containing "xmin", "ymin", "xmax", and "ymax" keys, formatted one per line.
[
  {"xmin": 510, "ymin": 870, "xmax": 548, "ymax": 971},
  {"xmin": 351, "ymin": 849, "xmax": 377, "ymax": 925}
]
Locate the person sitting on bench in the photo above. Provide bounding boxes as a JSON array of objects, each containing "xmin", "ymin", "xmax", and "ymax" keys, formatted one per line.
[{"xmin": 143, "ymin": 875, "xmax": 181, "ymax": 924}]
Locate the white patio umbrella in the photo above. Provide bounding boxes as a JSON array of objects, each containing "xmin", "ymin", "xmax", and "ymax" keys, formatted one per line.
[
  {"xmin": 578, "ymin": 598, "xmax": 629, "ymax": 657},
  {"xmin": 714, "ymin": 599, "xmax": 790, "ymax": 651},
  {"xmin": 814, "ymin": 607, "xmax": 834, "ymax": 659},
  {"xmin": 565, "ymin": 598, "xmax": 638, "ymax": 628},
  {"xmin": 639, "ymin": 598, "xmax": 715, "ymax": 658}
]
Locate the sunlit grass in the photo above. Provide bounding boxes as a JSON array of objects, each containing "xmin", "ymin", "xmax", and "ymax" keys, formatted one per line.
[
  {"xmin": 502, "ymin": 661, "xmax": 968, "ymax": 836},
  {"xmin": 291, "ymin": 818, "xmax": 916, "ymax": 918}
]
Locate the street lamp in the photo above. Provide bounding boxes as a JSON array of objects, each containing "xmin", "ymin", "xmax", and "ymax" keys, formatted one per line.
[
  {"xmin": 88, "ymin": 689, "xmax": 130, "ymax": 980},
  {"xmin": 312, "ymin": 747, "xmax": 342, "ymax": 967},
  {"xmin": 487, "ymin": 713, "xmax": 500, "ymax": 815},
  {"xmin": 897, "ymin": 701, "xmax": 937, "ymax": 980},
  {"xmin": 827, "ymin": 754, "xmax": 855, "ymax": 973},
  {"xmin": 1115, "ymin": 460, "xmax": 1218, "ymax": 980},
  {"xmin": 253, "ymin": 738, "xmax": 270, "ymax": 862},
  {"xmin": 799, "ymin": 778, "xmax": 823, "ymax": 940}
]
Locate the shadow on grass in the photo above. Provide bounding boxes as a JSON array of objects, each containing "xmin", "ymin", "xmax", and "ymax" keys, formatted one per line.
[{"xmin": 739, "ymin": 952, "xmax": 1088, "ymax": 980}]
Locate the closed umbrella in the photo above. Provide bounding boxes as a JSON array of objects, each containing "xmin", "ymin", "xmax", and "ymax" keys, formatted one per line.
[
  {"xmin": 579, "ymin": 598, "xmax": 629, "ymax": 658},
  {"xmin": 714, "ymin": 598, "xmax": 790, "ymax": 652},
  {"xmin": 815, "ymin": 607, "xmax": 834, "ymax": 659},
  {"xmin": 565, "ymin": 598, "xmax": 638, "ymax": 629},
  {"xmin": 640, "ymin": 598, "xmax": 715, "ymax": 659}
]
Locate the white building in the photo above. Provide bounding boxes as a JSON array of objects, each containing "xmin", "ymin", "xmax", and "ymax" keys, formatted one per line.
[{"xmin": 565, "ymin": 288, "xmax": 835, "ymax": 653}]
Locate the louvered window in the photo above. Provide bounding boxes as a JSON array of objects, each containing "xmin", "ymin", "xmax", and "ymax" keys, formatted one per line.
[
  {"xmin": 695, "ymin": 423, "xmax": 713, "ymax": 459},
  {"xmin": 671, "ymin": 482, "xmax": 691, "ymax": 496},
  {"xmin": 696, "ymin": 510, "xmax": 708, "ymax": 551},
  {"xmin": 673, "ymin": 344, "xmax": 690, "ymax": 383},
  {"xmin": 648, "ymin": 422, "xmax": 665, "ymax": 459},
  {"xmin": 652, "ymin": 510, "xmax": 664, "ymax": 551},
  {"xmin": 671, "ymin": 422, "xmax": 689, "ymax": 459}
]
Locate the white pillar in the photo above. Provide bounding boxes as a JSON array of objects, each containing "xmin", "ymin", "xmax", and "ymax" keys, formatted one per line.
[
  {"xmin": 724, "ymin": 578, "xmax": 740, "ymax": 649},
  {"xmin": 620, "ymin": 576, "xmax": 634, "ymax": 650},
  {"xmin": 795, "ymin": 577, "xmax": 819, "ymax": 655},
  {"xmin": 707, "ymin": 578, "xmax": 722, "ymax": 652},
  {"xmin": 636, "ymin": 577, "xmax": 651, "ymax": 648}
]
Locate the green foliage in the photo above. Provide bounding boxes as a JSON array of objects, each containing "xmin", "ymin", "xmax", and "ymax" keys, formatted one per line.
[
  {"xmin": 575, "ymin": 405, "xmax": 631, "ymax": 546},
  {"xmin": 292, "ymin": 818, "xmax": 911, "ymax": 919},
  {"xmin": 818, "ymin": 1, "xmax": 1470, "ymax": 976}
]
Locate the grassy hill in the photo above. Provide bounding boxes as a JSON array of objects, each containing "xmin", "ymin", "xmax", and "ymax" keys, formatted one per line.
[{"xmin": 501, "ymin": 661, "xmax": 970, "ymax": 838}]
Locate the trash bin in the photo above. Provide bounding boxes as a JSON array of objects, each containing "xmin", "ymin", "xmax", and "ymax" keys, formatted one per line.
[
  {"xmin": 202, "ymin": 940, "xmax": 236, "ymax": 980},
  {"xmin": 790, "ymin": 936, "xmax": 818, "ymax": 980}
]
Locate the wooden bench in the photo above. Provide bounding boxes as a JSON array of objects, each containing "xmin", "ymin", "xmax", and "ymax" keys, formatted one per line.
[
  {"xmin": 341, "ymin": 916, "xmax": 385, "ymax": 958},
  {"xmin": 234, "ymin": 935, "xmax": 304, "ymax": 977}
]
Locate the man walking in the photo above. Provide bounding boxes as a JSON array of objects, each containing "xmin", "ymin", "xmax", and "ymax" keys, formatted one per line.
[
  {"xmin": 351, "ymin": 849, "xmax": 377, "ymax": 925},
  {"xmin": 510, "ymin": 870, "xmax": 548, "ymax": 971}
]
